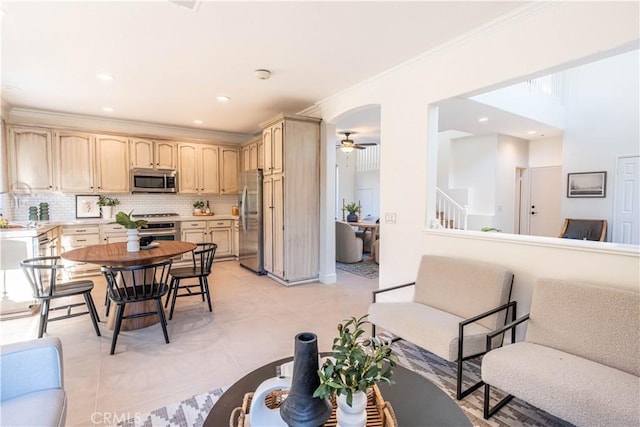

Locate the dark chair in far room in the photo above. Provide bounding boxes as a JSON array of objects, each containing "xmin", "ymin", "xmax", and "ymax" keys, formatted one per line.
[
  {"xmin": 101, "ymin": 260, "xmax": 172, "ymax": 355},
  {"xmin": 166, "ymin": 243, "xmax": 217, "ymax": 320},
  {"xmin": 20, "ymin": 256, "xmax": 101, "ymax": 339},
  {"xmin": 558, "ymin": 218, "xmax": 607, "ymax": 241}
]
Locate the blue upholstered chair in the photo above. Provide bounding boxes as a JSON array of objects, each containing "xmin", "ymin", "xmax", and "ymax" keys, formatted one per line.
[{"xmin": 0, "ymin": 337, "xmax": 66, "ymax": 426}]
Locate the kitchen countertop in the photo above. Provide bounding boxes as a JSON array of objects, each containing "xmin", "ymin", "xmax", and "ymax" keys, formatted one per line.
[
  {"xmin": 0, "ymin": 215, "xmax": 240, "ymax": 238},
  {"xmin": 0, "ymin": 222, "xmax": 59, "ymax": 238},
  {"xmin": 180, "ymin": 215, "xmax": 238, "ymax": 221}
]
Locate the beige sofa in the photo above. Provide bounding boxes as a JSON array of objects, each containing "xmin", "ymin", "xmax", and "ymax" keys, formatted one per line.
[
  {"xmin": 335, "ymin": 221, "xmax": 363, "ymax": 263},
  {"xmin": 368, "ymin": 255, "xmax": 514, "ymax": 399},
  {"xmin": 482, "ymin": 278, "xmax": 640, "ymax": 426}
]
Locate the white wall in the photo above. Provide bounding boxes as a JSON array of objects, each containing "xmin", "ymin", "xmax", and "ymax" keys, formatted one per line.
[
  {"xmin": 562, "ymin": 49, "xmax": 640, "ymax": 226},
  {"xmin": 336, "ymin": 150, "xmax": 356, "ymax": 219},
  {"xmin": 437, "ymin": 130, "xmax": 471, "ymax": 190},
  {"xmin": 446, "ymin": 133, "xmax": 528, "ymax": 232},
  {"xmin": 450, "ymin": 134, "xmax": 497, "ymax": 215},
  {"xmin": 355, "ymin": 171, "xmax": 380, "ymax": 219},
  {"xmin": 314, "ymin": 2, "xmax": 640, "ymax": 320},
  {"xmin": 471, "ymin": 80, "xmax": 565, "ymax": 129},
  {"xmin": 529, "ymin": 136, "xmax": 563, "ymax": 167},
  {"xmin": 496, "ymin": 135, "xmax": 529, "ymax": 233}
]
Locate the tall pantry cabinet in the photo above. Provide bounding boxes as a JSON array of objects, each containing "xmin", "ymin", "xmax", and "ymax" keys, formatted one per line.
[{"xmin": 260, "ymin": 114, "xmax": 321, "ymax": 284}]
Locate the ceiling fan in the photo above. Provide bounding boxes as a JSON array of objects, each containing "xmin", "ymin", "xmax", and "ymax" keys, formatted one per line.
[{"xmin": 336, "ymin": 132, "xmax": 377, "ymax": 153}]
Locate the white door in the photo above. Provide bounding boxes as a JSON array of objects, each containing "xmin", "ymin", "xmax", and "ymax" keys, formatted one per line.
[
  {"xmin": 528, "ymin": 166, "xmax": 562, "ymax": 237},
  {"xmin": 613, "ymin": 155, "xmax": 640, "ymax": 244}
]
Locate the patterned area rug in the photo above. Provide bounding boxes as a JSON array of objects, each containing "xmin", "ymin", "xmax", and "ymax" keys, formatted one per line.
[
  {"xmin": 118, "ymin": 387, "xmax": 227, "ymax": 427},
  {"xmin": 121, "ymin": 338, "xmax": 572, "ymax": 427},
  {"xmin": 335, "ymin": 258, "xmax": 379, "ymax": 279}
]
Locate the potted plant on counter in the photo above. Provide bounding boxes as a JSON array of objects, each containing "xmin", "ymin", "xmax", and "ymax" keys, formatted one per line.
[
  {"xmin": 98, "ymin": 195, "xmax": 120, "ymax": 219},
  {"xmin": 114, "ymin": 210, "xmax": 148, "ymax": 252},
  {"xmin": 193, "ymin": 200, "xmax": 205, "ymax": 214},
  {"xmin": 314, "ymin": 314, "xmax": 397, "ymax": 427},
  {"xmin": 345, "ymin": 202, "xmax": 360, "ymax": 222}
]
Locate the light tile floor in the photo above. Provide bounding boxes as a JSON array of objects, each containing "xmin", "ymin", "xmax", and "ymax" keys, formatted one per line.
[{"xmin": 0, "ymin": 261, "xmax": 378, "ymax": 426}]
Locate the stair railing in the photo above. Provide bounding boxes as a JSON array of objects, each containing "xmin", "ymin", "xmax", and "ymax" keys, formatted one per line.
[{"xmin": 436, "ymin": 188, "xmax": 468, "ymax": 230}]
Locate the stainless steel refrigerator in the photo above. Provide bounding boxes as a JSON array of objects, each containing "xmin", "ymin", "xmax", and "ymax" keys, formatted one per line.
[{"xmin": 239, "ymin": 169, "xmax": 265, "ymax": 274}]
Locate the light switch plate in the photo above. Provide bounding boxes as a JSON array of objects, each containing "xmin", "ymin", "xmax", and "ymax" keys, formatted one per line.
[{"xmin": 384, "ymin": 212, "xmax": 397, "ymax": 224}]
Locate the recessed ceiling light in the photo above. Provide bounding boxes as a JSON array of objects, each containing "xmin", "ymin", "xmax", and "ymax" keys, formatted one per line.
[
  {"xmin": 96, "ymin": 73, "xmax": 115, "ymax": 81},
  {"xmin": 478, "ymin": 117, "xmax": 489, "ymax": 122},
  {"xmin": 216, "ymin": 96, "xmax": 230, "ymax": 102},
  {"xmin": 102, "ymin": 107, "xmax": 114, "ymax": 112},
  {"xmin": 193, "ymin": 119, "xmax": 204, "ymax": 124},
  {"xmin": 527, "ymin": 130, "xmax": 537, "ymax": 135}
]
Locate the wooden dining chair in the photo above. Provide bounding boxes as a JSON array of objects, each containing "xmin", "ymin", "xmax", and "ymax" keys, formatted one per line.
[
  {"xmin": 165, "ymin": 243, "xmax": 217, "ymax": 320},
  {"xmin": 20, "ymin": 256, "xmax": 101, "ymax": 339},
  {"xmin": 101, "ymin": 260, "xmax": 172, "ymax": 355}
]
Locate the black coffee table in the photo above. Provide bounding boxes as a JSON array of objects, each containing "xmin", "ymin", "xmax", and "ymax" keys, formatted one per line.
[{"xmin": 203, "ymin": 355, "xmax": 471, "ymax": 426}]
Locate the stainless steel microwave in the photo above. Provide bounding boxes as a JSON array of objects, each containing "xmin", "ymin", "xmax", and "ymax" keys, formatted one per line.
[{"xmin": 131, "ymin": 168, "xmax": 178, "ymax": 193}]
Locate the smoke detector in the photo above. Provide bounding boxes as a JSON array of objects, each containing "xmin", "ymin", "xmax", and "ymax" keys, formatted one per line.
[{"xmin": 254, "ymin": 69, "xmax": 271, "ymax": 80}]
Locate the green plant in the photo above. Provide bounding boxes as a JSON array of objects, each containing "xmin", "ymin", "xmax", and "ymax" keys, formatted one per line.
[
  {"xmin": 481, "ymin": 226, "xmax": 502, "ymax": 232},
  {"xmin": 98, "ymin": 195, "xmax": 120, "ymax": 207},
  {"xmin": 345, "ymin": 202, "xmax": 360, "ymax": 215},
  {"xmin": 313, "ymin": 314, "xmax": 397, "ymax": 407},
  {"xmin": 193, "ymin": 200, "xmax": 205, "ymax": 209},
  {"xmin": 114, "ymin": 210, "xmax": 148, "ymax": 229}
]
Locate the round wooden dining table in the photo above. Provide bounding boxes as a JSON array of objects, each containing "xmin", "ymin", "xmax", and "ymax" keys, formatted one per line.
[{"xmin": 61, "ymin": 241, "xmax": 196, "ymax": 331}]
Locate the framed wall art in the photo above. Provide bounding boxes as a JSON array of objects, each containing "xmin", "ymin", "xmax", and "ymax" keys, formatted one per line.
[
  {"xmin": 76, "ymin": 195, "xmax": 101, "ymax": 218},
  {"xmin": 567, "ymin": 171, "xmax": 607, "ymax": 198}
]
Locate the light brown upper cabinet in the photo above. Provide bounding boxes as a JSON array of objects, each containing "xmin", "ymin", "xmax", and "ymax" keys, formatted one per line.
[
  {"xmin": 8, "ymin": 126, "xmax": 54, "ymax": 193},
  {"xmin": 55, "ymin": 131, "xmax": 129, "ymax": 193},
  {"xmin": 177, "ymin": 143, "xmax": 220, "ymax": 194},
  {"xmin": 262, "ymin": 121, "xmax": 283, "ymax": 176},
  {"xmin": 220, "ymin": 147, "xmax": 239, "ymax": 194},
  {"xmin": 94, "ymin": 135, "xmax": 130, "ymax": 193},
  {"xmin": 241, "ymin": 136, "xmax": 262, "ymax": 172},
  {"xmin": 130, "ymin": 138, "xmax": 177, "ymax": 170},
  {"xmin": 55, "ymin": 131, "xmax": 95, "ymax": 193}
]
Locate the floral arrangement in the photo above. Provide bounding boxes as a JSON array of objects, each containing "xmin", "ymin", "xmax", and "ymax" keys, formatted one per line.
[
  {"xmin": 114, "ymin": 210, "xmax": 148, "ymax": 229},
  {"xmin": 98, "ymin": 195, "xmax": 120, "ymax": 207},
  {"xmin": 314, "ymin": 315, "xmax": 396, "ymax": 407},
  {"xmin": 345, "ymin": 202, "xmax": 360, "ymax": 215}
]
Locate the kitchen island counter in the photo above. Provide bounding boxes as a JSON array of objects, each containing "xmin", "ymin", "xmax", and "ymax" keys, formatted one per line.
[{"xmin": 0, "ymin": 222, "xmax": 60, "ymax": 238}]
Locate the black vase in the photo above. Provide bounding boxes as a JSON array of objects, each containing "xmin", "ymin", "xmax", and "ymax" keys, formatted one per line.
[
  {"xmin": 347, "ymin": 213, "xmax": 358, "ymax": 222},
  {"xmin": 280, "ymin": 332, "xmax": 332, "ymax": 427}
]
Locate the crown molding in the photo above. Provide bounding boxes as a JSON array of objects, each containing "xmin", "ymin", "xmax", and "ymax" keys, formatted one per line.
[{"xmin": 5, "ymin": 107, "xmax": 251, "ymax": 144}]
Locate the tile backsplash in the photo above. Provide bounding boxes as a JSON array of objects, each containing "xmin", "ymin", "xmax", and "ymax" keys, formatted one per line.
[{"xmin": 0, "ymin": 193, "xmax": 238, "ymax": 221}]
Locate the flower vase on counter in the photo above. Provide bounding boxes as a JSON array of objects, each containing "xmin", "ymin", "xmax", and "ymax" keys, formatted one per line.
[
  {"xmin": 126, "ymin": 229, "xmax": 140, "ymax": 252},
  {"xmin": 114, "ymin": 211, "xmax": 148, "ymax": 253},
  {"xmin": 101, "ymin": 206, "xmax": 113, "ymax": 220}
]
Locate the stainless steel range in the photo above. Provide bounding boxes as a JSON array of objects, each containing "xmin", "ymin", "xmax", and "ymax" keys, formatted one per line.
[{"xmin": 132, "ymin": 213, "xmax": 180, "ymax": 241}]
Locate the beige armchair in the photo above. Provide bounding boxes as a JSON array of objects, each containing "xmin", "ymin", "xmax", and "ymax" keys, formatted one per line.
[
  {"xmin": 368, "ymin": 255, "xmax": 514, "ymax": 400},
  {"xmin": 335, "ymin": 221, "xmax": 363, "ymax": 263}
]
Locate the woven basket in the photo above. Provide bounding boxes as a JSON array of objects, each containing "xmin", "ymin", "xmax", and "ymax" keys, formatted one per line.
[{"xmin": 229, "ymin": 384, "xmax": 397, "ymax": 427}]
